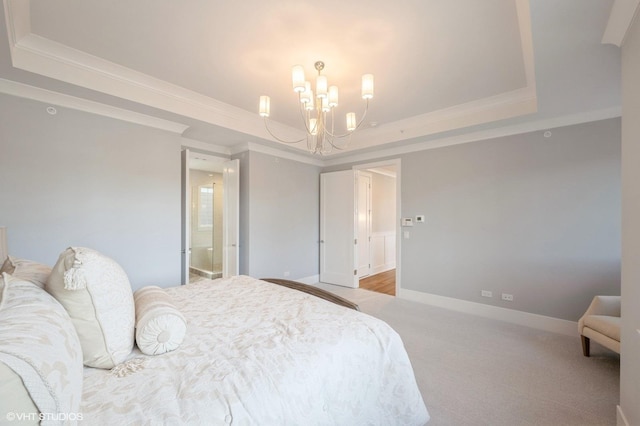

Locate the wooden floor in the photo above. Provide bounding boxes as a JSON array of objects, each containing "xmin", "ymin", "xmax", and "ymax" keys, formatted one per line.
[{"xmin": 359, "ymin": 269, "xmax": 396, "ymax": 296}]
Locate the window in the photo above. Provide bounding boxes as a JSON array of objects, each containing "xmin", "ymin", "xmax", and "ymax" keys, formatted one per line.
[{"xmin": 198, "ymin": 184, "xmax": 213, "ymax": 229}]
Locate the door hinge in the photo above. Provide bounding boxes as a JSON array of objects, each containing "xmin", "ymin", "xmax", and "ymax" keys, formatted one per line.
[
  {"xmin": 354, "ymin": 269, "xmax": 357, "ymax": 275},
  {"xmin": 354, "ymin": 238, "xmax": 357, "ymax": 245}
]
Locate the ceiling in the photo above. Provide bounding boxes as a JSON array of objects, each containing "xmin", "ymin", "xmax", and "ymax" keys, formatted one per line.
[{"xmin": 0, "ymin": 0, "xmax": 622, "ymax": 161}]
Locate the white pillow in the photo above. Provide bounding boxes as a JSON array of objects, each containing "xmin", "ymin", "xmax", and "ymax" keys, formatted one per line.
[
  {"xmin": 0, "ymin": 273, "xmax": 83, "ymax": 425},
  {"xmin": 46, "ymin": 247, "xmax": 135, "ymax": 369},
  {"xmin": 134, "ymin": 286, "xmax": 187, "ymax": 355},
  {"xmin": 0, "ymin": 256, "xmax": 51, "ymax": 289}
]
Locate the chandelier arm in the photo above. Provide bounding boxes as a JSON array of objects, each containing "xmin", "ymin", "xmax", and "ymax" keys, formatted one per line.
[
  {"xmin": 323, "ymin": 99, "xmax": 370, "ymax": 139},
  {"xmin": 325, "ymin": 133, "xmax": 352, "ymax": 150},
  {"xmin": 298, "ymin": 94, "xmax": 315, "ymax": 134},
  {"xmin": 263, "ymin": 118, "xmax": 306, "ymax": 144}
]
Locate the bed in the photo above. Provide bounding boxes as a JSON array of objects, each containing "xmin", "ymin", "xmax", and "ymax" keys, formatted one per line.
[{"xmin": 1, "ymin": 250, "xmax": 429, "ymax": 425}]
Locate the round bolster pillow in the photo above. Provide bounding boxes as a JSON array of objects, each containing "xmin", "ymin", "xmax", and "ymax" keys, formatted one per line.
[{"xmin": 134, "ymin": 286, "xmax": 186, "ymax": 355}]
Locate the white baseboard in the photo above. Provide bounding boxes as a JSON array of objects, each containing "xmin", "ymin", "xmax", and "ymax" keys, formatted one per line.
[
  {"xmin": 371, "ymin": 264, "xmax": 396, "ymax": 275},
  {"xmin": 295, "ymin": 274, "xmax": 320, "ymax": 285},
  {"xmin": 399, "ymin": 289, "xmax": 578, "ymax": 337},
  {"xmin": 617, "ymin": 405, "xmax": 629, "ymax": 426}
]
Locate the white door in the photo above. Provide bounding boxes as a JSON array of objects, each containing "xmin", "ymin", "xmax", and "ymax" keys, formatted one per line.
[
  {"xmin": 357, "ymin": 171, "xmax": 372, "ymax": 278},
  {"xmin": 223, "ymin": 159, "xmax": 240, "ymax": 277},
  {"xmin": 320, "ymin": 170, "xmax": 358, "ymax": 288},
  {"xmin": 180, "ymin": 149, "xmax": 190, "ymax": 285}
]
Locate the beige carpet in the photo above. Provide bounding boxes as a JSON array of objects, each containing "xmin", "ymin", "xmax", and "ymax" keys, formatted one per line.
[{"xmin": 315, "ymin": 283, "xmax": 619, "ymax": 426}]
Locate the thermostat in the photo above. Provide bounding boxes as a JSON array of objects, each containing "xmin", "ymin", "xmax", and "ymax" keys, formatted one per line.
[{"xmin": 416, "ymin": 215, "xmax": 425, "ymax": 223}]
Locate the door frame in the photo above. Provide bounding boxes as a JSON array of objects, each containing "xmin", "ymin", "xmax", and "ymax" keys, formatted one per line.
[
  {"xmin": 353, "ymin": 159, "xmax": 401, "ymax": 296},
  {"xmin": 181, "ymin": 150, "xmax": 239, "ymax": 284},
  {"xmin": 356, "ymin": 170, "xmax": 372, "ymax": 278}
]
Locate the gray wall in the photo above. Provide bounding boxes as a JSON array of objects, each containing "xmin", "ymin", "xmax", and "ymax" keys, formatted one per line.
[
  {"xmin": 234, "ymin": 151, "xmax": 320, "ymax": 280},
  {"xmin": 325, "ymin": 118, "xmax": 621, "ymax": 322},
  {"xmin": 620, "ymin": 16, "xmax": 640, "ymax": 426},
  {"xmin": 0, "ymin": 93, "xmax": 182, "ymax": 290},
  {"xmin": 371, "ymin": 172, "xmax": 396, "ymax": 234},
  {"xmin": 401, "ymin": 118, "xmax": 620, "ymax": 321}
]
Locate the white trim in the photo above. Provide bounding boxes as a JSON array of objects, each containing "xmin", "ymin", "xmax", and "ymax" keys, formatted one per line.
[
  {"xmin": 366, "ymin": 167, "xmax": 397, "ymax": 178},
  {"xmin": 0, "ymin": 78, "xmax": 189, "ymax": 134},
  {"xmin": 324, "ymin": 107, "xmax": 622, "ymax": 167},
  {"xmin": 617, "ymin": 405, "xmax": 630, "ymax": 426},
  {"xmin": 346, "ymin": 87, "xmax": 537, "ymax": 153},
  {"xmin": 602, "ymin": 0, "xmax": 640, "ymax": 47},
  {"xmin": 399, "ymin": 288, "xmax": 578, "ymax": 336},
  {"xmin": 295, "ymin": 274, "xmax": 320, "ymax": 285},
  {"xmin": 2, "ymin": 0, "xmax": 543, "ymax": 155},
  {"xmin": 353, "ymin": 159, "xmax": 402, "ymax": 296},
  {"xmin": 231, "ymin": 142, "xmax": 324, "ymax": 167},
  {"xmin": 181, "ymin": 138, "xmax": 231, "ymax": 156}
]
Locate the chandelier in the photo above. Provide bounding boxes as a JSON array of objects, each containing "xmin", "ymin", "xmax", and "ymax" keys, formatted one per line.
[{"xmin": 259, "ymin": 61, "xmax": 374, "ymax": 155}]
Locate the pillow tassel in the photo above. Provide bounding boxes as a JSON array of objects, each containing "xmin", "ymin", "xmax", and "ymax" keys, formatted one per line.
[{"xmin": 63, "ymin": 267, "xmax": 87, "ymax": 290}]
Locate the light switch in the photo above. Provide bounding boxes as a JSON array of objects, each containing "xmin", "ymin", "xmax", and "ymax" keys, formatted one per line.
[
  {"xmin": 404, "ymin": 231, "xmax": 410, "ymax": 239},
  {"xmin": 402, "ymin": 218, "xmax": 414, "ymax": 227}
]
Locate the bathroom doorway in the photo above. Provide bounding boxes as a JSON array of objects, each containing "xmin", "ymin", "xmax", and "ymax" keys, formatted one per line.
[
  {"xmin": 189, "ymin": 167, "xmax": 223, "ymax": 280},
  {"xmin": 181, "ymin": 150, "xmax": 239, "ymax": 284}
]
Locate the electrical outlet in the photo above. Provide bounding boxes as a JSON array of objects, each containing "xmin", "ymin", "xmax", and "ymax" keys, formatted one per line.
[
  {"xmin": 501, "ymin": 293, "xmax": 514, "ymax": 302},
  {"xmin": 481, "ymin": 290, "xmax": 493, "ymax": 298}
]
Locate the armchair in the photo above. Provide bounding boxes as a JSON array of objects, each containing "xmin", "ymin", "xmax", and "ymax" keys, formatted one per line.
[{"xmin": 578, "ymin": 295, "xmax": 621, "ymax": 356}]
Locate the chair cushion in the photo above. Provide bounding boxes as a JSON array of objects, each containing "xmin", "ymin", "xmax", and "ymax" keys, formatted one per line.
[{"xmin": 584, "ymin": 315, "xmax": 620, "ymax": 341}]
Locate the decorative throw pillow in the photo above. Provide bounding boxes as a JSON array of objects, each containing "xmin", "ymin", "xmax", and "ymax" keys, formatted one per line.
[
  {"xmin": 0, "ymin": 273, "xmax": 83, "ymax": 424},
  {"xmin": 46, "ymin": 247, "xmax": 135, "ymax": 369},
  {"xmin": 134, "ymin": 286, "xmax": 187, "ymax": 355},
  {"xmin": 0, "ymin": 256, "xmax": 51, "ymax": 289}
]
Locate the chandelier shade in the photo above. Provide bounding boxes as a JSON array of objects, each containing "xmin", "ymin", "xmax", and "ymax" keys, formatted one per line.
[{"xmin": 258, "ymin": 60, "xmax": 373, "ymax": 155}]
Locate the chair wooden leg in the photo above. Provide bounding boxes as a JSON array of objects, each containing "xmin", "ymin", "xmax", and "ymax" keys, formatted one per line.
[{"xmin": 581, "ymin": 335, "xmax": 590, "ymax": 357}]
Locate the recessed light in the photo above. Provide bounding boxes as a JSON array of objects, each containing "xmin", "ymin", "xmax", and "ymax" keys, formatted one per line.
[
  {"xmin": 46, "ymin": 106, "xmax": 57, "ymax": 115},
  {"xmin": 543, "ymin": 130, "xmax": 552, "ymax": 138}
]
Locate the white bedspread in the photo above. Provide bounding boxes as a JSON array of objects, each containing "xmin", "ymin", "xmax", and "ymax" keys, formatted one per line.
[{"xmin": 80, "ymin": 276, "xmax": 429, "ymax": 425}]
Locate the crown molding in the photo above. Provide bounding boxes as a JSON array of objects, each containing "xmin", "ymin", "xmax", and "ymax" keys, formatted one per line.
[
  {"xmin": 230, "ymin": 142, "xmax": 324, "ymax": 167},
  {"xmin": 180, "ymin": 138, "xmax": 231, "ymax": 156},
  {"xmin": 324, "ymin": 106, "xmax": 622, "ymax": 167},
  {"xmin": 602, "ymin": 0, "xmax": 640, "ymax": 46},
  {"xmin": 347, "ymin": 86, "xmax": 537, "ymax": 153},
  {"xmin": 344, "ymin": 0, "xmax": 537, "ymax": 154},
  {"xmin": 0, "ymin": 78, "xmax": 189, "ymax": 134},
  {"xmin": 3, "ymin": 0, "xmax": 306, "ymax": 147},
  {"xmin": 3, "ymin": 0, "xmax": 541, "ymax": 156}
]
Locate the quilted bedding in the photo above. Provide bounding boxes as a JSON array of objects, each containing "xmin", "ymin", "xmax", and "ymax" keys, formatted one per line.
[{"xmin": 80, "ymin": 275, "xmax": 429, "ymax": 425}]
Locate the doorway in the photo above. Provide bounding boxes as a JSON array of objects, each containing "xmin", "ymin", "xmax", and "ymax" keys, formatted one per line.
[
  {"xmin": 189, "ymin": 168, "xmax": 223, "ymax": 280},
  {"xmin": 181, "ymin": 150, "xmax": 239, "ymax": 284},
  {"xmin": 319, "ymin": 160, "xmax": 400, "ymax": 294},
  {"xmin": 355, "ymin": 162, "xmax": 398, "ymax": 296}
]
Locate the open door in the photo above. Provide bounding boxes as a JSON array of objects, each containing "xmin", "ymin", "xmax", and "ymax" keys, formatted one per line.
[
  {"xmin": 320, "ymin": 170, "xmax": 358, "ymax": 288},
  {"xmin": 223, "ymin": 159, "xmax": 239, "ymax": 277},
  {"xmin": 180, "ymin": 149, "xmax": 190, "ymax": 285}
]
